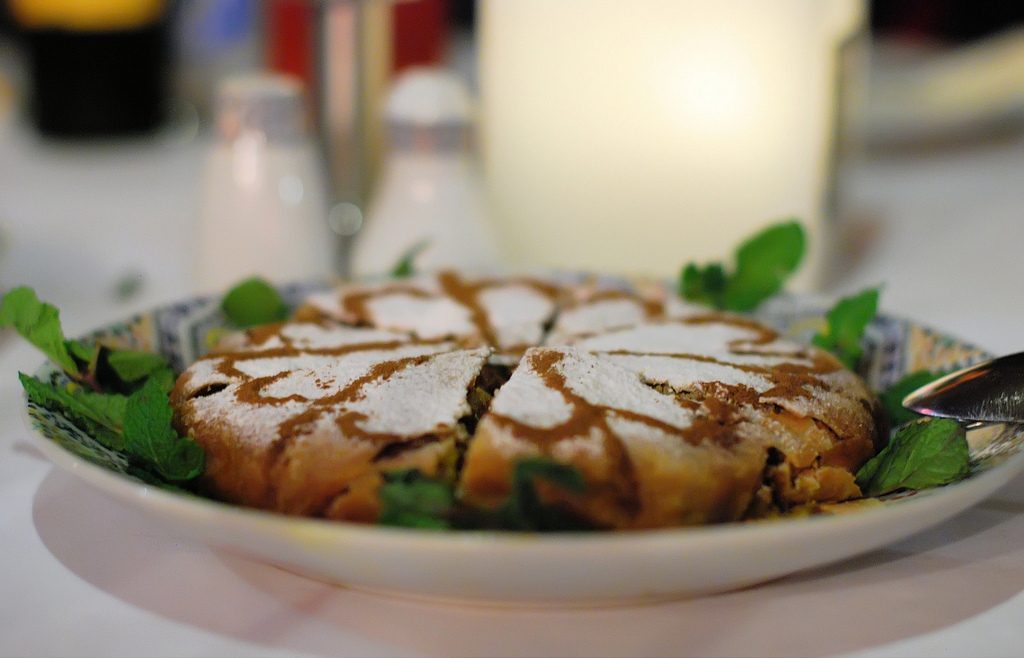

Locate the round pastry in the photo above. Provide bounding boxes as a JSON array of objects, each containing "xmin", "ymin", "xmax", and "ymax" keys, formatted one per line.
[{"xmin": 172, "ymin": 273, "xmax": 883, "ymax": 529}]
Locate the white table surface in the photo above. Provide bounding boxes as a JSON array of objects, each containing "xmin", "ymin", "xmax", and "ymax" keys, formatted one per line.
[{"xmin": 4, "ymin": 114, "xmax": 1024, "ymax": 657}]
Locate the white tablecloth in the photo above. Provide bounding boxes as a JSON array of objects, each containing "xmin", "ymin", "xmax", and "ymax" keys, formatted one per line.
[{"xmin": 3, "ymin": 118, "xmax": 1024, "ymax": 657}]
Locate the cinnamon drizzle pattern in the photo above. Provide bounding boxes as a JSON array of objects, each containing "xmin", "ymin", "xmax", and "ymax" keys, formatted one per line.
[{"xmin": 316, "ymin": 271, "xmax": 563, "ymax": 353}]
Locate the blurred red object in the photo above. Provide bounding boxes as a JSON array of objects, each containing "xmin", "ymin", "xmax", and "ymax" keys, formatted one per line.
[
  {"xmin": 393, "ymin": 0, "xmax": 447, "ymax": 72},
  {"xmin": 267, "ymin": 0, "xmax": 448, "ymax": 81},
  {"xmin": 267, "ymin": 0, "xmax": 313, "ymax": 83}
]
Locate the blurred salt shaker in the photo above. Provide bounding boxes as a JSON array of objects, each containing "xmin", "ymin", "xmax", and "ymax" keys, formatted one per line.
[
  {"xmin": 196, "ymin": 74, "xmax": 335, "ymax": 292},
  {"xmin": 351, "ymin": 68, "xmax": 500, "ymax": 277}
]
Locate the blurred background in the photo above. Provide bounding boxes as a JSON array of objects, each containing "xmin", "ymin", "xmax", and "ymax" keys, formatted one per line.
[{"xmin": 1, "ymin": 0, "xmax": 1024, "ymax": 350}]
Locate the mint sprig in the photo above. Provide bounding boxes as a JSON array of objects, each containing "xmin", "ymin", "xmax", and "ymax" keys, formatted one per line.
[
  {"xmin": 220, "ymin": 277, "xmax": 288, "ymax": 328},
  {"xmin": 856, "ymin": 418, "xmax": 970, "ymax": 497},
  {"xmin": 812, "ymin": 287, "xmax": 880, "ymax": 369},
  {"xmin": 680, "ymin": 221, "xmax": 805, "ymax": 312},
  {"xmin": 21, "ymin": 371, "xmax": 202, "ymax": 481},
  {"xmin": 7, "ymin": 286, "xmax": 202, "ymax": 487},
  {"xmin": 1, "ymin": 286, "xmax": 174, "ymax": 393},
  {"xmin": 378, "ymin": 457, "xmax": 590, "ymax": 531}
]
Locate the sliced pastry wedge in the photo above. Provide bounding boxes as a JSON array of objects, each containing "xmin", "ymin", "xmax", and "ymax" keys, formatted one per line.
[
  {"xmin": 172, "ymin": 322, "xmax": 490, "ymax": 522},
  {"xmin": 463, "ymin": 315, "xmax": 882, "ymax": 529},
  {"xmin": 562, "ymin": 315, "xmax": 882, "ymax": 510},
  {"xmin": 460, "ymin": 347, "xmax": 770, "ymax": 529}
]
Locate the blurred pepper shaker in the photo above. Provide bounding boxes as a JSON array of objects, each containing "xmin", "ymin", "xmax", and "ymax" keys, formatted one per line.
[
  {"xmin": 10, "ymin": 0, "xmax": 170, "ymax": 137},
  {"xmin": 196, "ymin": 74, "xmax": 336, "ymax": 293},
  {"xmin": 351, "ymin": 68, "xmax": 501, "ymax": 277}
]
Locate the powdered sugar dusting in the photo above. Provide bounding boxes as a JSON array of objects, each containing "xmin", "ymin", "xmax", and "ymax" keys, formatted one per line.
[
  {"xmin": 364, "ymin": 294, "xmax": 477, "ymax": 339},
  {"xmin": 349, "ymin": 348, "xmax": 490, "ymax": 435},
  {"xmin": 663, "ymin": 296, "xmax": 708, "ymax": 319},
  {"xmin": 490, "ymin": 347, "xmax": 693, "ymax": 432},
  {"xmin": 177, "ymin": 357, "xmax": 231, "ymax": 396},
  {"xmin": 546, "ymin": 299, "xmax": 649, "ymax": 344},
  {"xmin": 278, "ymin": 323, "xmax": 408, "ymax": 349},
  {"xmin": 550, "ymin": 426, "xmax": 608, "ymax": 462},
  {"xmin": 554, "ymin": 348, "xmax": 694, "ymax": 430},
  {"xmin": 572, "ymin": 321, "xmax": 759, "ymax": 354},
  {"xmin": 570, "ymin": 320, "xmax": 815, "ymax": 368},
  {"xmin": 231, "ymin": 353, "xmax": 353, "ymax": 380},
  {"xmin": 730, "ymin": 333, "xmax": 807, "ymax": 353},
  {"xmin": 304, "ymin": 290, "xmax": 346, "ymax": 319},
  {"xmin": 187, "ymin": 394, "xmax": 309, "ymax": 446},
  {"xmin": 259, "ymin": 344, "xmax": 455, "ymax": 400},
  {"xmin": 303, "ymin": 275, "xmax": 444, "ymax": 325},
  {"xmin": 175, "ymin": 322, "xmax": 488, "ymax": 447},
  {"xmin": 477, "ymin": 284, "xmax": 556, "ymax": 348},
  {"xmin": 601, "ymin": 353, "xmax": 774, "ymax": 393},
  {"xmin": 490, "ymin": 358, "xmax": 575, "ymax": 428}
]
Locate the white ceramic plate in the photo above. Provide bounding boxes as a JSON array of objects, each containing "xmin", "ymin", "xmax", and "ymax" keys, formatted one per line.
[{"xmin": 20, "ymin": 284, "xmax": 1024, "ymax": 604}]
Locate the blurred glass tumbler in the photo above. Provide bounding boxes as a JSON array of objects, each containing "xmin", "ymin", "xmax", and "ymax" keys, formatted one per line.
[
  {"xmin": 11, "ymin": 0, "xmax": 170, "ymax": 137},
  {"xmin": 196, "ymin": 74, "xmax": 335, "ymax": 293},
  {"xmin": 479, "ymin": 0, "xmax": 865, "ymax": 288}
]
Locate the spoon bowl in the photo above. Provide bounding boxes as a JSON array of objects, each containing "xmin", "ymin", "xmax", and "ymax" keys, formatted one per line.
[{"xmin": 903, "ymin": 352, "xmax": 1024, "ymax": 423}]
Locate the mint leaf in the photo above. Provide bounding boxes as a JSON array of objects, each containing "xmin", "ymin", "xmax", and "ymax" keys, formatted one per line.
[
  {"xmin": 122, "ymin": 376, "xmax": 204, "ymax": 481},
  {"xmin": 378, "ymin": 469, "xmax": 455, "ymax": 529},
  {"xmin": 856, "ymin": 418, "xmax": 970, "ymax": 496},
  {"xmin": 679, "ymin": 221, "xmax": 805, "ymax": 312},
  {"xmin": 854, "ymin": 447, "xmax": 882, "ymax": 488},
  {"xmin": 724, "ymin": 221, "xmax": 806, "ymax": 311},
  {"xmin": 1, "ymin": 287, "xmax": 79, "ymax": 375},
  {"xmin": 881, "ymin": 370, "xmax": 945, "ymax": 427},
  {"xmin": 19, "ymin": 373, "xmax": 126, "ymax": 449},
  {"xmin": 497, "ymin": 457, "xmax": 589, "ymax": 531},
  {"xmin": 106, "ymin": 350, "xmax": 170, "ymax": 383},
  {"xmin": 812, "ymin": 287, "xmax": 880, "ymax": 369},
  {"xmin": 221, "ymin": 277, "xmax": 288, "ymax": 328},
  {"xmin": 390, "ymin": 241, "xmax": 429, "ymax": 279},
  {"xmin": 147, "ymin": 367, "xmax": 178, "ymax": 394}
]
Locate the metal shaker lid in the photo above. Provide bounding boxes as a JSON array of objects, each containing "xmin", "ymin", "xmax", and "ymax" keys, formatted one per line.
[
  {"xmin": 385, "ymin": 67, "xmax": 474, "ymax": 152},
  {"xmin": 386, "ymin": 67, "xmax": 474, "ymax": 125},
  {"xmin": 215, "ymin": 73, "xmax": 307, "ymax": 144}
]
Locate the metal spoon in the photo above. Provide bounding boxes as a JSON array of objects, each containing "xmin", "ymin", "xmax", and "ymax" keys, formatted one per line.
[{"xmin": 903, "ymin": 352, "xmax": 1024, "ymax": 423}]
